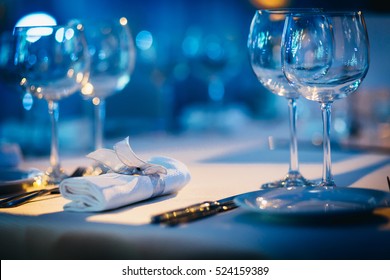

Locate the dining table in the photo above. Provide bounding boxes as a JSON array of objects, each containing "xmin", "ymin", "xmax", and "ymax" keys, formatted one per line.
[{"xmin": 1, "ymin": 121, "xmax": 390, "ymax": 260}]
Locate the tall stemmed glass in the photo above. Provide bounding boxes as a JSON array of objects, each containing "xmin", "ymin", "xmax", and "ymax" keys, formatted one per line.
[
  {"xmin": 247, "ymin": 9, "xmax": 315, "ymax": 188},
  {"xmin": 13, "ymin": 23, "xmax": 90, "ymax": 184},
  {"xmin": 281, "ymin": 11, "xmax": 370, "ymax": 187},
  {"xmin": 79, "ymin": 17, "xmax": 135, "ymax": 150}
]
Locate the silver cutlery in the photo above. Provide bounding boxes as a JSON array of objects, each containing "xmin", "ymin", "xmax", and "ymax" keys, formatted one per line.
[
  {"xmin": 0, "ymin": 187, "xmax": 60, "ymax": 208},
  {"xmin": 0, "ymin": 166, "xmax": 86, "ymax": 208},
  {"xmin": 151, "ymin": 195, "xmax": 238, "ymax": 226}
]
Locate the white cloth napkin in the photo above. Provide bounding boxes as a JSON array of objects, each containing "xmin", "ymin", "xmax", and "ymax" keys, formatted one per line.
[{"xmin": 59, "ymin": 138, "xmax": 191, "ymax": 212}]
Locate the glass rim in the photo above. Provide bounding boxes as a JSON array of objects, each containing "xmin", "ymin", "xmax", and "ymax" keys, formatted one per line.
[
  {"xmin": 12, "ymin": 24, "xmax": 82, "ymax": 37},
  {"xmin": 288, "ymin": 10, "xmax": 363, "ymax": 17},
  {"xmin": 257, "ymin": 9, "xmax": 363, "ymax": 16},
  {"xmin": 13, "ymin": 24, "xmax": 65, "ymax": 30},
  {"xmin": 257, "ymin": 8, "xmax": 321, "ymax": 15}
]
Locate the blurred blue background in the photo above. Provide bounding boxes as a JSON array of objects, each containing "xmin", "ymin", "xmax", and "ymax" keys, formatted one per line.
[{"xmin": 1, "ymin": 0, "xmax": 390, "ymax": 157}]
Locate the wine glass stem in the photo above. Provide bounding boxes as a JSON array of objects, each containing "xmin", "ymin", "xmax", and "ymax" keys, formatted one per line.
[
  {"xmin": 288, "ymin": 98, "xmax": 299, "ymax": 174},
  {"xmin": 94, "ymin": 99, "xmax": 106, "ymax": 150},
  {"xmin": 321, "ymin": 102, "xmax": 335, "ymax": 187},
  {"xmin": 48, "ymin": 100, "xmax": 61, "ymax": 174}
]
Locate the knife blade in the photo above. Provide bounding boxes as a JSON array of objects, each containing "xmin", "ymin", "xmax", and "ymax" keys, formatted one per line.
[{"xmin": 151, "ymin": 195, "xmax": 238, "ymax": 226}]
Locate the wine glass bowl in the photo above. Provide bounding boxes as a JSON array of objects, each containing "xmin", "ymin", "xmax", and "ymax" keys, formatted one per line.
[
  {"xmin": 15, "ymin": 25, "xmax": 89, "ymax": 100},
  {"xmin": 79, "ymin": 17, "xmax": 136, "ymax": 150},
  {"xmin": 248, "ymin": 11, "xmax": 299, "ymax": 100},
  {"xmin": 13, "ymin": 23, "xmax": 90, "ymax": 184},
  {"xmin": 282, "ymin": 11, "xmax": 370, "ymax": 187},
  {"xmin": 247, "ymin": 9, "xmax": 316, "ymax": 188}
]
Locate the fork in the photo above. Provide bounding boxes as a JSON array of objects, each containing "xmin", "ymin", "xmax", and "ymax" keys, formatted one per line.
[{"xmin": 0, "ymin": 166, "xmax": 86, "ymax": 208}]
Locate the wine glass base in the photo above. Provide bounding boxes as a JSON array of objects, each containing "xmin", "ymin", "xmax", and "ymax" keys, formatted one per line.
[
  {"xmin": 318, "ymin": 181, "xmax": 336, "ymax": 188},
  {"xmin": 43, "ymin": 168, "xmax": 69, "ymax": 186},
  {"xmin": 83, "ymin": 163, "xmax": 108, "ymax": 177},
  {"xmin": 261, "ymin": 173, "xmax": 315, "ymax": 189}
]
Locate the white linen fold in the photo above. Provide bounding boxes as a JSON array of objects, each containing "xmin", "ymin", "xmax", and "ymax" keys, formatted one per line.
[{"xmin": 59, "ymin": 139, "xmax": 191, "ymax": 212}]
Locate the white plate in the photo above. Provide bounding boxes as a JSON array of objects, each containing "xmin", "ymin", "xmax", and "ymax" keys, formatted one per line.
[
  {"xmin": 0, "ymin": 168, "xmax": 42, "ymax": 195},
  {"xmin": 234, "ymin": 187, "xmax": 390, "ymax": 218}
]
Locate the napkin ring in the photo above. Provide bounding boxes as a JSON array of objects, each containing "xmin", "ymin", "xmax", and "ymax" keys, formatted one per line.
[{"xmin": 87, "ymin": 137, "xmax": 168, "ymax": 196}]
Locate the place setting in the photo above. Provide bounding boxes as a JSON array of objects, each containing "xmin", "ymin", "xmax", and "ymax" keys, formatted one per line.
[
  {"xmin": 1, "ymin": 10, "xmax": 390, "ymax": 226},
  {"xmin": 229, "ymin": 9, "xmax": 390, "ymax": 222},
  {"xmin": 0, "ymin": 136, "xmax": 192, "ymax": 210},
  {"xmin": 0, "ymin": 18, "xmax": 191, "ymax": 211},
  {"xmin": 150, "ymin": 9, "xmax": 390, "ymax": 225},
  {"xmin": 3, "ymin": 1, "xmax": 390, "ymax": 264},
  {"xmin": 0, "ymin": 9, "xmax": 390, "ymax": 226}
]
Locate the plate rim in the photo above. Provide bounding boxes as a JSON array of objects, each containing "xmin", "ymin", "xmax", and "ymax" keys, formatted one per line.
[
  {"xmin": 0, "ymin": 168, "xmax": 42, "ymax": 187},
  {"xmin": 233, "ymin": 187, "xmax": 390, "ymax": 217}
]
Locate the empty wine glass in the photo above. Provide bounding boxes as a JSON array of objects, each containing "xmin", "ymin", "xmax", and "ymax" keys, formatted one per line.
[
  {"xmin": 247, "ymin": 9, "xmax": 316, "ymax": 188},
  {"xmin": 281, "ymin": 11, "xmax": 370, "ymax": 187},
  {"xmin": 13, "ymin": 23, "xmax": 90, "ymax": 184},
  {"xmin": 79, "ymin": 17, "xmax": 136, "ymax": 150}
]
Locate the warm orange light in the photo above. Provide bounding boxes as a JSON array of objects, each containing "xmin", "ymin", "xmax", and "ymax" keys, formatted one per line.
[
  {"xmin": 76, "ymin": 72, "xmax": 84, "ymax": 83},
  {"xmin": 20, "ymin": 77, "xmax": 27, "ymax": 86},
  {"xmin": 81, "ymin": 82, "xmax": 94, "ymax": 95},
  {"xmin": 119, "ymin": 17, "xmax": 128, "ymax": 26},
  {"xmin": 92, "ymin": 97, "xmax": 100, "ymax": 105},
  {"xmin": 67, "ymin": 68, "xmax": 74, "ymax": 78},
  {"xmin": 270, "ymin": 13, "xmax": 286, "ymax": 21},
  {"xmin": 250, "ymin": 0, "xmax": 290, "ymax": 9}
]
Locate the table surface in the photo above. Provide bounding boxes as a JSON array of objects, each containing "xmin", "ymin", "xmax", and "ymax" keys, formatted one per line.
[{"xmin": 1, "ymin": 125, "xmax": 390, "ymax": 260}]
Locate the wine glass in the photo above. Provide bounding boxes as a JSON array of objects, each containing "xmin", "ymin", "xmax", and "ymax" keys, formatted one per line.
[
  {"xmin": 247, "ymin": 9, "xmax": 316, "ymax": 188},
  {"xmin": 79, "ymin": 17, "xmax": 136, "ymax": 150},
  {"xmin": 281, "ymin": 11, "xmax": 370, "ymax": 187},
  {"xmin": 13, "ymin": 23, "xmax": 90, "ymax": 184}
]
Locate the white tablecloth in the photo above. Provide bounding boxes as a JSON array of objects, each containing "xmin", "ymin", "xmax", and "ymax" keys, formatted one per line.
[{"xmin": 1, "ymin": 129, "xmax": 390, "ymax": 259}]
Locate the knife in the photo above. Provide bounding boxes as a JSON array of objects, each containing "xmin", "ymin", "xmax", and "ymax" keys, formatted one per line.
[{"xmin": 151, "ymin": 195, "xmax": 238, "ymax": 226}]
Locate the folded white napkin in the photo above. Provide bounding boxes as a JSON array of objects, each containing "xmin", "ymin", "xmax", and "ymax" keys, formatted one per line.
[{"xmin": 59, "ymin": 137, "xmax": 191, "ymax": 212}]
